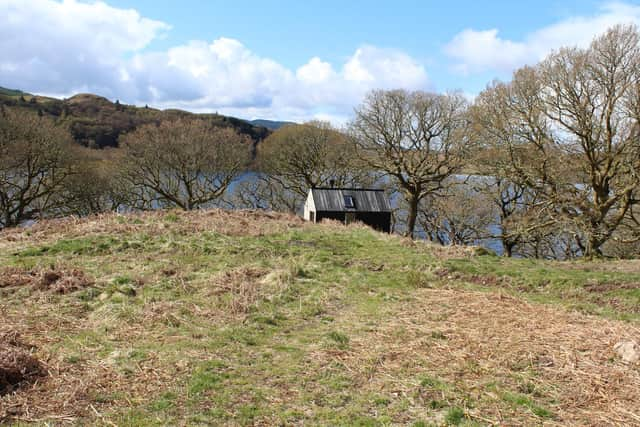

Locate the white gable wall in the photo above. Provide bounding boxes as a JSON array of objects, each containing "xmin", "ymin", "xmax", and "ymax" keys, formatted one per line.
[{"xmin": 303, "ymin": 190, "xmax": 315, "ymax": 221}]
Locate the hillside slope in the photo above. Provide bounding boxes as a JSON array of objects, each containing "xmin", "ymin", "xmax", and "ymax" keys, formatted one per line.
[
  {"xmin": 247, "ymin": 119, "xmax": 296, "ymax": 130},
  {"xmin": 0, "ymin": 87, "xmax": 270, "ymax": 149},
  {"xmin": 1, "ymin": 210, "xmax": 640, "ymax": 425}
]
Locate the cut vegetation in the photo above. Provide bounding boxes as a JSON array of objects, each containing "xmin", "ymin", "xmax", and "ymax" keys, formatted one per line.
[{"xmin": 1, "ymin": 210, "xmax": 640, "ymax": 425}]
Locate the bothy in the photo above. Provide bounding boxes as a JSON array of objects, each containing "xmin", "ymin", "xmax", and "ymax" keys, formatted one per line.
[{"xmin": 303, "ymin": 188, "xmax": 392, "ymax": 233}]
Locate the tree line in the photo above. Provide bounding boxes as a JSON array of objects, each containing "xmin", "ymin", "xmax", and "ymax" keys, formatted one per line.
[{"xmin": 2, "ymin": 25, "xmax": 640, "ymax": 259}]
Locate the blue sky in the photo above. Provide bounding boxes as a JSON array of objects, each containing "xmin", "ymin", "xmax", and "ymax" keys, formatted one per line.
[
  {"xmin": 1, "ymin": 0, "xmax": 639, "ymax": 122},
  {"xmin": 105, "ymin": 1, "xmax": 596, "ymax": 62}
]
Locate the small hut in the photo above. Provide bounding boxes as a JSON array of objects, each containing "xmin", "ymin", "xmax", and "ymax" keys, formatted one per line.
[{"xmin": 303, "ymin": 188, "xmax": 392, "ymax": 233}]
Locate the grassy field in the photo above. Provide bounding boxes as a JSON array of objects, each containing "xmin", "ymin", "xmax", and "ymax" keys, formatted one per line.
[{"xmin": 1, "ymin": 209, "xmax": 640, "ymax": 426}]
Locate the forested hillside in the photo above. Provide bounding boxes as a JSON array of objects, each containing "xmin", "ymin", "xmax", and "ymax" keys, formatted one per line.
[{"xmin": 0, "ymin": 87, "xmax": 271, "ymax": 149}]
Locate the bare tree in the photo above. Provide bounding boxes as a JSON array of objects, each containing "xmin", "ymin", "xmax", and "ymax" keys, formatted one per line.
[
  {"xmin": 603, "ymin": 207, "xmax": 640, "ymax": 257},
  {"xmin": 60, "ymin": 147, "xmax": 130, "ymax": 216},
  {"xmin": 120, "ymin": 119, "xmax": 251, "ymax": 210},
  {"xmin": 473, "ymin": 25, "xmax": 640, "ymax": 257},
  {"xmin": 230, "ymin": 176, "xmax": 300, "ymax": 213},
  {"xmin": 470, "ymin": 144, "xmax": 546, "ymax": 257},
  {"xmin": 234, "ymin": 121, "xmax": 376, "ymax": 213},
  {"xmin": 350, "ymin": 90, "xmax": 469, "ymax": 238},
  {"xmin": 418, "ymin": 183, "xmax": 495, "ymax": 246},
  {"xmin": 0, "ymin": 108, "xmax": 75, "ymax": 228}
]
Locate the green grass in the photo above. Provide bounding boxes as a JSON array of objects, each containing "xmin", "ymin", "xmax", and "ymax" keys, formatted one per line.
[
  {"xmin": 444, "ymin": 406, "xmax": 465, "ymax": 425},
  {"xmin": 326, "ymin": 331, "xmax": 350, "ymax": 349},
  {"xmin": 501, "ymin": 392, "xmax": 555, "ymax": 419},
  {"xmin": 188, "ymin": 360, "xmax": 229, "ymax": 396},
  {"xmin": 2, "ymin": 210, "xmax": 640, "ymax": 425},
  {"xmin": 444, "ymin": 255, "xmax": 640, "ymax": 320},
  {"xmin": 16, "ymin": 236, "xmax": 130, "ymax": 257}
]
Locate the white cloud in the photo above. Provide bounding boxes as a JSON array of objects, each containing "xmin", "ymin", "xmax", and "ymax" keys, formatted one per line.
[
  {"xmin": 0, "ymin": 0, "xmax": 170, "ymax": 97},
  {"xmin": 296, "ymin": 57, "xmax": 336, "ymax": 84},
  {"xmin": 0, "ymin": 0, "xmax": 430, "ymax": 122},
  {"xmin": 344, "ymin": 46, "xmax": 427, "ymax": 88},
  {"xmin": 136, "ymin": 42, "xmax": 428, "ymax": 123},
  {"xmin": 444, "ymin": 2, "xmax": 640, "ymax": 74}
]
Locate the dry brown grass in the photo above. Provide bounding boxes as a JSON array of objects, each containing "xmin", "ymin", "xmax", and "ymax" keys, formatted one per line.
[
  {"xmin": 558, "ymin": 258, "xmax": 640, "ymax": 274},
  {"xmin": 417, "ymin": 241, "xmax": 477, "ymax": 260},
  {"xmin": 313, "ymin": 288, "xmax": 640, "ymax": 425},
  {"xmin": 0, "ymin": 344, "xmax": 175, "ymax": 425},
  {"xmin": 2, "ymin": 209, "xmax": 640, "ymax": 425},
  {"xmin": 0, "ymin": 305, "xmax": 178, "ymax": 424},
  {"xmin": 0, "ymin": 209, "xmax": 304, "ymax": 252},
  {"xmin": 0, "ymin": 304, "xmax": 94, "ymax": 424},
  {"xmin": 0, "ymin": 266, "xmax": 93, "ymax": 294},
  {"xmin": 364, "ymin": 226, "xmax": 478, "ymax": 260},
  {"xmin": 210, "ymin": 266, "xmax": 294, "ymax": 317},
  {"xmin": 0, "ymin": 330, "xmax": 45, "ymax": 398},
  {"xmin": 210, "ymin": 266, "xmax": 269, "ymax": 315}
]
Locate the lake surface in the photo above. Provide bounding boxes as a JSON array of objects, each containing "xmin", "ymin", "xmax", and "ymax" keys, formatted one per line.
[{"xmin": 228, "ymin": 172, "xmax": 507, "ymax": 255}]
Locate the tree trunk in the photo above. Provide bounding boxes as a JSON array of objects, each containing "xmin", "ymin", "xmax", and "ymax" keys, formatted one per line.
[
  {"xmin": 3, "ymin": 207, "xmax": 18, "ymax": 229},
  {"xmin": 504, "ymin": 241, "xmax": 514, "ymax": 257},
  {"xmin": 3, "ymin": 211, "xmax": 11, "ymax": 229},
  {"xmin": 584, "ymin": 233, "xmax": 601, "ymax": 259},
  {"xmin": 406, "ymin": 195, "xmax": 419, "ymax": 239}
]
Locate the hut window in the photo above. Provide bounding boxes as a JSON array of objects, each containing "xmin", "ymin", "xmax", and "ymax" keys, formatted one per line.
[{"xmin": 343, "ymin": 195, "xmax": 355, "ymax": 209}]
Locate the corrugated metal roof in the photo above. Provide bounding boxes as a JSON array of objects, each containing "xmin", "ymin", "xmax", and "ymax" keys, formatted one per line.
[{"xmin": 310, "ymin": 188, "xmax": 391, "ymax": 212}]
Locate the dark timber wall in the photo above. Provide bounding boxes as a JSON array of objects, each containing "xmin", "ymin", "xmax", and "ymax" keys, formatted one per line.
[{"xmin": 316, "ymin": 211, "xmax": 391, "ymax": 233}]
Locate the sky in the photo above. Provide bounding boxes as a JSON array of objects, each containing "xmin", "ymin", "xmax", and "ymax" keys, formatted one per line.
[{"xmin": 2, "ymin": 0, "xmax": 640, "ymax": 123}]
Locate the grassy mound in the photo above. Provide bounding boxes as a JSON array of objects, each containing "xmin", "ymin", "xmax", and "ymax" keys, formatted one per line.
[{"xmin": 1, "ymin": 209, "xmax": 639, "ymax": 425}]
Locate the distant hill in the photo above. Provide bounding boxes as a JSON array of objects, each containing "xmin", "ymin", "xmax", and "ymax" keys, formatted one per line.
[
  {"xmin": 246, "ymin": 119, "xmax": 296, "ymax": 130},
  {"xmin": 0, "ymin": 86, "xmax": 28, "ymax": 97},
  {"xmin": 0, "ymin": 86, "xmax": 271, "ymax": 149}
]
